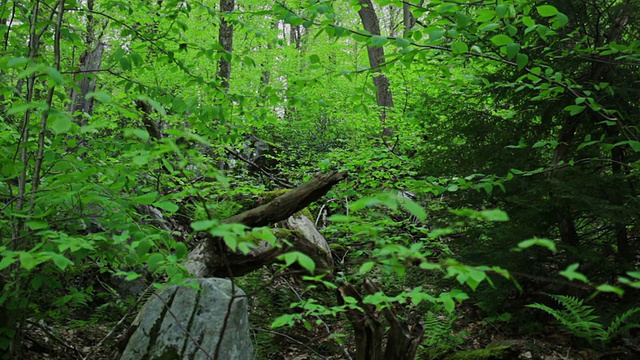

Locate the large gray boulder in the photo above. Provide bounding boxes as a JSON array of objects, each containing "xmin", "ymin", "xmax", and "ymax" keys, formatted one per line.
[{"xmin": 119, "ymin": 278, "xmax": 253, "ymax": 360}]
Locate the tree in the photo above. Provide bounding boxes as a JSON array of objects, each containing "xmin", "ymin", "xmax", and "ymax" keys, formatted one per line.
[
  {"xmin": 218, "ymin": 0, "xmax": 235, "ymax": 90},
  {"xmin": 1, "ymin": 1, "xmax": 640, "ymax": 359},
  {"xmin": 356, "ymin": 0, "xmax": 394, "ymax": 128}
]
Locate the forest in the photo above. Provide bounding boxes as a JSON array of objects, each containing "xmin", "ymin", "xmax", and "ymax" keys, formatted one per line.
[{"xmin": 1, "ymin": 0, "xmax": 639, "ymax": 359}]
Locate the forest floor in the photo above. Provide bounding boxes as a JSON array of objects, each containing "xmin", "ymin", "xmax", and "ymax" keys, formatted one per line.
[{"xmin": 16, "ymin": 302, "xmax": 640, "ymax": 360}]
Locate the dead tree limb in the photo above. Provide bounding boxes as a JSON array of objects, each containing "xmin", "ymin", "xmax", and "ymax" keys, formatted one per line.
[{"xmin": 185, "ymin": 171, "xmax": 347, "ymax": 278}]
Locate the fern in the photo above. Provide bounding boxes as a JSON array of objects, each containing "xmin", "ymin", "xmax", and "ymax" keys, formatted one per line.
[
  {"xmin": 423, "ymin": 311, "xmax": 455, "ymax": 347},
  {"xmin": 605, "ymin": 307, "xmax": 640, "ymax": 341},
  {"xmin": 527, "ymin": 294, "xmax": 640, "ymax": 346}
]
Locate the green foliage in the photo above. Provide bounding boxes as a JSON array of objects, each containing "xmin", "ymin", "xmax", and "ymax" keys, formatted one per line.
[
  {"xmin": 1, "ymin": 0, "xmax": 639, "ymax": 358},
  {"xmin": 417, "ymin": 311, "xmax": 466, "ymax": 359},
  {"xmin": 527, "ymin": 294, "xmax": 640, "ymax": 346}
]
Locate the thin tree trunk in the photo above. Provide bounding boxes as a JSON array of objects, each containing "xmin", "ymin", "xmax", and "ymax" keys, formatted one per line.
[
  {"xmin": 68, "ymin": 0, "xmax": 104, "ymax": 124},
  {"xmin": 356, "ymin": 0, "xmax": 394, "ymax": 127},
  {"xmin": 402, "ymin": 2, "xmax": 423, "ymax": 37},
  {"xmin": 217, "ymin": 0, "xmax": 234, "ymax": 90}
]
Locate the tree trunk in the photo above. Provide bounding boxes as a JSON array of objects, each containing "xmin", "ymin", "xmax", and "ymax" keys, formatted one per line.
[
  {"xmin": 402, "ymin": 2, "xmax": 423, "ymax": 37},
  {"xmin": 68, "ymin": 44, "xmax": 104, "ymax": 123},
  {"xmin": 217, "ymin": 0, "xmax": 234, "ymax": 90},
  {"xmin": 68, "ymin": 0, "xmax": 104, "ymax": 124},
  {"xmin": 357, "ymin": 0, "xmax": 394, "ymax": 127}
]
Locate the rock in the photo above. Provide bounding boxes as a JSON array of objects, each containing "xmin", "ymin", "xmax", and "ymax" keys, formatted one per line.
[{"xmin": 119, "ymin": 278, "xmax": 253, "ymax": 360}]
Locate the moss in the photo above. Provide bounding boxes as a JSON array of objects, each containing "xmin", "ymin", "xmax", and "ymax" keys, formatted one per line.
[
  {"xmin": 297, "ymin": 208, "xmax": 315, "ymax": 223},
  {"xmin": 274, "ymin": 228, "xmax": 296, "ymax": 241},
  {"xmin": 445, "ymin": 346, "xmax": 511, "ymax": 360},
  {"xmin": 261, "ymin": 189, "xmax": 290, "ymax": 202}
]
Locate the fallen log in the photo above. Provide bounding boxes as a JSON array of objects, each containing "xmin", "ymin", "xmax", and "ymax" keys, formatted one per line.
[{"xmin": 185, "ymin": 171, "xmax": 347, "ymax": 278}]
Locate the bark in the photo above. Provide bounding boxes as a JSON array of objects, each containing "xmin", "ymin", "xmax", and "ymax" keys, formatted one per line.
[
  {"xmin": 290, "ymin": 24, "xmax": 302, "ymax": 48},
  {"xmin": 402, "ymin": 2, "xmax": 423, "ymax": 37},
  {"xmin": 68, "ymin": 0, "xmax": 103, "ymax": 124},
  {"xmin": 185, "ymin": 171, "xmax": 347, "ymax": 278},
  {"xmin": 217, "ymin": 0, "xmax": 234, "ymax": 90},
  {"xmin": 68, "ymin": 43, "xmax": 104, "ymax": 123},
  {"xmin": 357, "ymin": 0, "xmax": 394, "ymax": 126}
]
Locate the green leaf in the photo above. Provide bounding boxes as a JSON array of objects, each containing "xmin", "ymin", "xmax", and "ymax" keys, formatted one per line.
[
  {"xmin": 133, "ymin": 155, "xmax": 150, "ymax": 166},
  {"xmin": 52, "ymin": 254, "xmax": 73, "ymax": 270},
  {"xmin": 125, "ymin": 272, "xmax": 142, "ymax": 281},
  {"xmin": 154, "ymin": 201, "xmax": 179, "ymax": 213},
  {"xmin": 394, "ymin": 37, "xmax": 411, "ymax": 47},
  {"xmin": 191, "ymin": 220, "xmax": 217, "ymax": 231},
  {"xmin": 596, "ymin": 284, "xmax": 624, "ymax": 296},
  {"xmin": 19, "ymin": 252, "xmax": 36, "ymax": 271},
  {"xmin": 536, "ymin": 5, "xmax": 558, "ymax": 17},
  {"xmin": 428, "ymin": 29, "xmax": 445, "ymax": 41},
  {"xmin": 564, "ymin": 105, "xmax": 586, "ymax": 116},
  {"xmin": 479, "ymin": 23, "xmax": 500, "ymax": 32},
  {"xmin": 124, "ymin": 128, "xmax": 150, "ymax": 142},
  {"xmin": 296, "ymin": 253, "xmax": 316, "ymax": 273},
  {"xmin": 0, "ymin": 254, "xmax": 17, "ymax": 271},
  {"xmin": 627, "ymin": 271, "xmax": 640, "ymax": 280},
  {"xmin": 490, "ymin": 34, "xmax": 513, "ymax": 46},
  {"xmin": 86, "ymin": 91, "xmax": 112, "ymax": 103},
  {"xmin": 47, "ymin": 67, "xmax": 64, "ymax": 85},
  {"xmin": 451, "ymin": 41, "xmax": 468, "ymax": 54},
  {"xmin": 627, "ymin": 141, "xmax": 640, "ymax": 152},
  {"xmin": 50, "ymin": 115, "xmax": 72, "ymax": 134},
  {"xmin": 399, "ymin": 198, "xmax": 427, "ymax": 222},
  {"xmin": 309, "ymin": 54, "xmax": 320, "ymax": 64},
  {"xmin": 134, "ymin": 192, "xmax": 158, "ymax": 205},
  {"xmin": 26, "ymin": 220, "xmax": 49, "ymax": 230},
  {"xmin": 439, "ymin": 294, "xmax": 455, "ymax": 313},
  {"xmin": 278, "ymin": 251, "xmax": 316, "ymax": 273},
  {"xmin": 137, "ymin": 96, "xmax": 167, "ymax": 116},
  {"xmin": 147, "ymin": 253, "xmax": 164, "ymax": 271},
  {"xmin": 359, "ymin": 261, "xmax": 375, "ymax": 275},
  {"xmin": 522, "ymin": 16, "xmax": 535, "ymax": 27},
  {"xmin": 553, "ymin": 13, "xmax": 569, "ymax": 29},
  {"xmin": 7, "ymin": 102, "xmax": 46, "ymax": 115},
  {"xmin": 506, "ymin": 42, "xmax": 520, "ymax": 59},
  {"xmin": 455, "ymin": 12, "xmax": 468, "ymax": 28},
  {"xmin": 31, "ymin": 275, "xmax": 43, "ymax": 289},
  {"xmin": 480, "ymin": 209, "xmax": 509, "ymax": 222},
  {"xmin": 175, "ymin": 242, "xmax": 188, "ymax": 260},
  {"xmin": 496, "ymin": 4, "xmax": 508, "ymax": 17},
  {"xmin": 370, "ymin": 35, "xmax": 388, "ymax": 47},
  {"xmin": 136, "ymin": 240, "xmax": 153, "ymax": 258},
  {"xmin": 559, "ymin": 263, "xmax": 588, "ymax": 283},
  {"xmin": 284, "ymin": 12, "xmax": 304, "ymax": 26},
  {"xmin": 7, "ymin": 57, "xmax": 29, "ymax": 67},
  {"xmin": 517, "ymin": 238, "xmax": 557, "ymax": 252},
  {"xmin": 119, "ymin": 56, "xmax": 131, "ymax": 70},
  {"xmin": 271, "ymin": 314, "xmax": 299, "ymax": 328}
]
